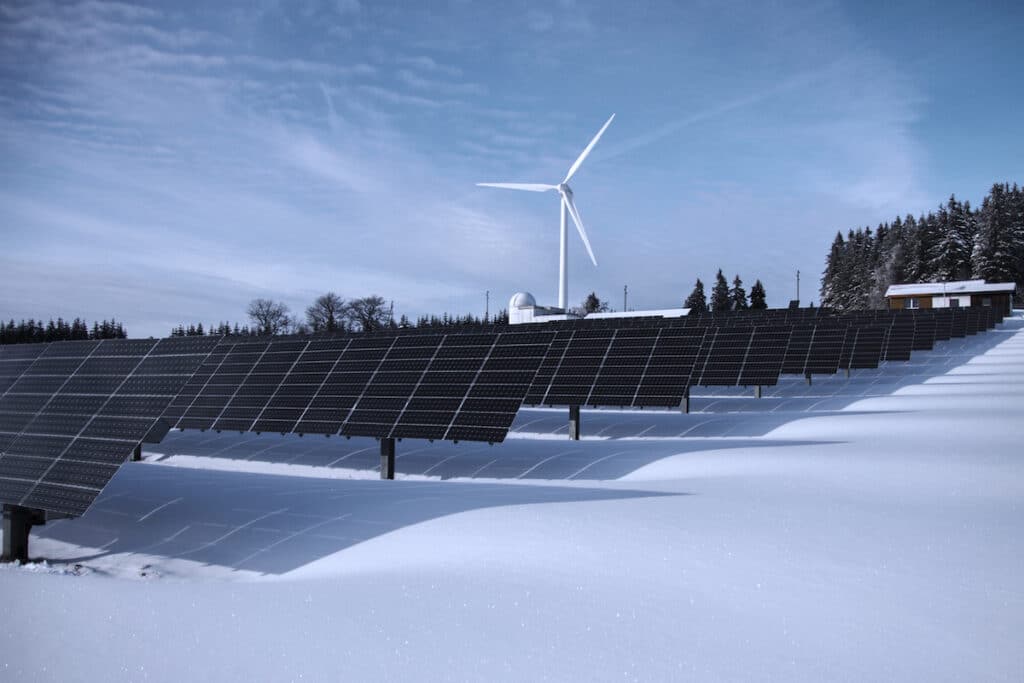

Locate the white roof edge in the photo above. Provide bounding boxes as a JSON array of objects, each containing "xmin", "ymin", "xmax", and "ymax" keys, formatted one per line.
[
  {"xmin": 885, "ymin": 280, "xmax": 1017, "ymax": 297},
  {"xmin": 584, "ymin": 308, "xmax": 690, "ymax": 319}
]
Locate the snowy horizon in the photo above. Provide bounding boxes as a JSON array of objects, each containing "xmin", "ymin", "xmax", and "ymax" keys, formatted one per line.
[{"xmin": 2, "ymin": 0, "xmax": 1022, "ymax": 337}]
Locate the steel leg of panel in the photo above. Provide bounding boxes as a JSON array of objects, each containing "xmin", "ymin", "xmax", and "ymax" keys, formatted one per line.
[
  {"xmin": 568, "ymin": 405, "xmax": 581, "ymax": 441},
  {"xmin": 805, "ymin": 373, "xmax": 812, "ymax": 386},
  {"xmin": 380, "ymin": 438, "xmax": 396, "ymax": 480},
  {"xmin": 132, "ymin": 443, "xmax": 142, "ymax": 461},
  {"xmin": 2, "ymin": 504, "xmax": 44, "ymax": 563},
  {"xmin": 754, "ymin": 385, "xmax": 762, "ymax": 399},
  {"xmin": 681, "ymin": 386, "xmax": 690, "ymax": 415}
]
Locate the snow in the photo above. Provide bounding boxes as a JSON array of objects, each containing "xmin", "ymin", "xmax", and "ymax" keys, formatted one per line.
[
  {"xmin": 2, "ymin": 316, "xmax": 1024, "ymax": 681},
  {"xmin": 885, "ymin": 279, "xmax": 1016, "ymax": 296}
]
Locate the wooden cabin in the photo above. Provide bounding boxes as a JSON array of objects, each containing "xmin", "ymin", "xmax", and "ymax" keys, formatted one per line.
[{"xmin": 885, "ymin": 280, "xmax": 1016, "ymax": 316}]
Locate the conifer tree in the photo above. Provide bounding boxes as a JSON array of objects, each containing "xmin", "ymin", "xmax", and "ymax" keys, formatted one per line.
[
  {"xmin": 684, "ymin": 278, "xmax": 708, "ymax": 313},
  {"xmin": 710, "ymin": 269, "xmax": 730, "ymax": 312},
  {"xmin": 749, "ymin": 280, "xmax": 767, "ymax": 309},
  {"xmin": 729, "ymin": 275, "xmax": 748, "ymax": 311}
]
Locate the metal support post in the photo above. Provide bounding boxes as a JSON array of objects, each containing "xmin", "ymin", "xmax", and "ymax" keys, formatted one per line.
[
  {"xmin": 845, "ymin": 368, "xmax": 851, "ymax": 378},
  {"xmin": 132, "ymin": 443, "xmax": 142, "ymax": 461},
  {"xmin": 380, "ymin": 437, "xmax": 395, "ymax": 480},
  {"xmin": 681, "ymin": 386, "xmax": 690, "ymax": 414},
  {"xmin": 2, "ymin": 505, "xmax": 45, "ymax": 563},
  {"xmin": 568, "ymin": 404, "xmax": 581, "ymax": 441},
  {"xmin": 805, "ymin": 373, "xmax": 812, "ymax": 386},
  {"xmin": 754, "ymin": 385, "xmax": 762, "ymax": 399}
]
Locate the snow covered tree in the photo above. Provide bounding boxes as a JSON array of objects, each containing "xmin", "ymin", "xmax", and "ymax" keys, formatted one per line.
[
  {"xmin": 684, "ymin": 278, "xmax": 707, "ymax": 313},
  {"xmin": 931, "ymin": 195, "xmax": 975, "ymax": 281},
  {"xmin": 819, "ymin": 232, "xmax": 845, "ymax": 309},
  {"xmin": 710, "ymin": 269, "xmax": 730, "ymax": 312},
  {"xmin": 972, "ymin": 183, "xmax": 1022, "ymax": 287},
  {"xmin": 729, "ymin": 275, "xmax": 748, "ymax": 310}
]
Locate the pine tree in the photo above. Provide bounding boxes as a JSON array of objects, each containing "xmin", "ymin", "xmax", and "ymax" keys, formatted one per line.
[
  {"xmin": 684, "ymin": 278, "xmax": 708, "ymax": 313},
  {"xmin": 820, "ymin": 232, "xmax": 845, "ymax": 309},
  {"xmin": 749, "ymin": 280, "xmax": 767, "ymax": 309},
  {"xmin": 973, "ymin": 183, "xmax": 1023, "ymax": 287},
  {"xmin": 931, "ymin": 195, "xmax": 975, "ymax": 281},
  {"xmin": 710, "ymin": 269, "xmax": 730, "ymax": 312},
  {"xmin": 729, "ymin": 275, "xmax": 748, "ymax": 311}
]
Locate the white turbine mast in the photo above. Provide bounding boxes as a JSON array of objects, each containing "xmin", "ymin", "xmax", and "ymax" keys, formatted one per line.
[{"xmin": 477, "ymin": 113, "xmax": 615, "ymax": 311}]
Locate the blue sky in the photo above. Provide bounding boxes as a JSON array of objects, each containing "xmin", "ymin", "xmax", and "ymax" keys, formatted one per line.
[{"xmin": 1, "ymin": 0, "xmax": 1021, "ymax": 337}]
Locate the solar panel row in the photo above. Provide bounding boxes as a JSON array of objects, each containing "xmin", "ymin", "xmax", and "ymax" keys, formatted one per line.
[
  {"xmin": 0, "ymin": 305, "xmax": 1004, "ymax": 520},
  {"xmin": 163, "ymin": 330, "xmax": 554, "ymax": 444}
]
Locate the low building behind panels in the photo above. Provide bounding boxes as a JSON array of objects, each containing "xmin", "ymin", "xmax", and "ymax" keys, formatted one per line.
[{"xmin": 885, "ymin": 279, "xmax": 1016, "ymax": 315}]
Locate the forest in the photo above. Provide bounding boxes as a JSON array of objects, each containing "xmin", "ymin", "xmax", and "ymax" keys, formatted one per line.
[{"xmin": 820, "ymin": 182, "xmax": 1023, "ymax": 311}]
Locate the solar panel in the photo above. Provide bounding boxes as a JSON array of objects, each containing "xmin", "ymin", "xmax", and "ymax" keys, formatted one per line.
[
  {"xmin": 441, "ymin": 331, "xmax": 553, "ymax": 443},
  {"xmin": 781, "ymin": 326, "xmax": 814, "ymax": 375},
  {"xmin": 633, "ymin": 327, "xmax": 706, "ymax": 408},
  {"xmin": 911, "ymin": 314, "xmax": 937, "ymax": 351},
  {"xmin": 804, "ymin": 325, "xmax": 847, "ymax": 376},
  {"xmin": 738, "ymin": 326, "xmax": 792, "ymax": 386},
  {"xmin": 883, "ymin": 317, "xmax": 914, "ymax": 362},
  {"xmin": 164, "ymin": 330, "xmax": 556, "ymax": 445},
  {"xmin": 965, "ymin": 308, "xmax": 982, "ymax": 335},
  {"xmin": 522, "ymin": 331, "xmax": 573, "ymax": 405},
  {"xmin": 0, "ymin": 336, "xmax": 222, "ymax": 517},
  {"xmin": 847, "ymin": 324, "xmax": 886, "ymax": 369},
  {"xmin": 692, "ymin": 327, "xmax": 752, "ymax": 386}
]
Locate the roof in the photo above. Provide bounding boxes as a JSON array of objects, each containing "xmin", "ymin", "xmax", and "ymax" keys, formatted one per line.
[
  {"xmin": 885, "ymin": 280, "xmax": 1017, "ymax": 297},
  {"xmin": 584, "ymin": 308, "xmax": 689, "ymax": 319}
]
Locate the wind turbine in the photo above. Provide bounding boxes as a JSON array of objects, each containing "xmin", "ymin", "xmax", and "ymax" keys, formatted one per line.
[{"xmin": 477, "ymin": 114, "xmax": 615, "ymax": 311}]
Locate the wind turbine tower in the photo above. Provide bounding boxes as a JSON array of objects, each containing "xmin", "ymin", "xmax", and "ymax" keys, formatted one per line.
[{"xmin": 477, "ymin": 114, "xmax": 615, "ymax": 311}]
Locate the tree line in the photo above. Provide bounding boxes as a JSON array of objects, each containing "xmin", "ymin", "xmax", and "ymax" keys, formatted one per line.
[
  {"xmin": 0, "ymin": 318, "xmax": 127, "ymax": 345},
  {"xmin": 820, "ymin": 182, "xmax": 1024, "ymax": 311},
  {"xmin": 172, "ymin": 293, "xmax": 512, "ymax": 337},
  {"xmin": 683, "ymin": 271, "xmax": 767, "ymax": 313}
]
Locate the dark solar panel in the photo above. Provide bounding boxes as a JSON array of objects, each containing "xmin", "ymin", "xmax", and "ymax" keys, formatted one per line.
[
  {"xmin": 781, "ymin": 326, "xmax": 814, "ymax": 375},
  {"xmin": 912, "ymin": 314, "xmax": 937, "ymax": 351},
  {"xmin": 848, "ymin": 325, "xmax": 886, "ymax": 369},
  {"xmin": 633, "ymin": 327, "xmax": 706, "ymax": 408},
  {"xmin": 0, "ymin": 336, "xmax": 222, "ymax": 516},
  {"xmin": 883, "ymin": 318, "xmax": 914, "ymax": 362},
  {"xmin": 965, "ymin": 308, "xmax": 982, "ymax": 335},
  {"xmin": 804, "ymin": 325, "xmax": 847, "ymax": 375},
  {"xmin": 692, "ymin": 327, "xmax": 752, "ymax": 386},
  {"xmin": 738, "ymin": 326, "xmax": 791, "ymax": 386}
]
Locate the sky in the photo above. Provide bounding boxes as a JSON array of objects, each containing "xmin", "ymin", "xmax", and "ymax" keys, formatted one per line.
[{"xmin": 1, "ymin": 0, "xmax": 1021, "ymax": 337}]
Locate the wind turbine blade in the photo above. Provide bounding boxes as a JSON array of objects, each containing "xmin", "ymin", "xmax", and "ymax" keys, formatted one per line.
[
  {"xmin": 476, "ymin": 182, "xmax": 558, "ymax": 192},
  {"xmin": 563, "ymin": 194, "xmax": 597, "ymax": 267},
  {"xmin": 562, "ymin": 113, "xmax": 615, "ymax": 184}
]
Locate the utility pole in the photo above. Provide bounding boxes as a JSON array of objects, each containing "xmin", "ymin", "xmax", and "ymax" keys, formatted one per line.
[
  {"xmin": 623, "ymin": 285, "xmax": 628, "ymax": 312},
  {"xmin": 796, "ymin": 270, "xmax": 800, "ymax": 305},
  {"xmin": 485, "ymin": 290, "xmax": 490, "ymax": 321}
]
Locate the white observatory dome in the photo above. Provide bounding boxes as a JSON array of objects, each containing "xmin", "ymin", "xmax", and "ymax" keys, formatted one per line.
[{"xmin": 509, "ymin": 292, "xmax": 537, "ymax": 309}]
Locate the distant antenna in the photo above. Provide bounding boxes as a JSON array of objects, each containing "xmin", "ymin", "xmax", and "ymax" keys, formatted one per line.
[
  {"xmin": 485, "ymin": 290, "xmax": 490, "ymax": 321},
  {"xmin": 623, "ymin": 284, "xmax": 628, "ymax": 312},
  {"xmin": 796, "ymin": 270, "xmax": 801, "ymax": 306}
]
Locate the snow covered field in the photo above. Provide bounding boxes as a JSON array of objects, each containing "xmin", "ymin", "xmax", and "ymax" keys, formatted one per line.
[{"xmin": 3, "ymin": 316, "xmax": 1023, "ymax": 681}]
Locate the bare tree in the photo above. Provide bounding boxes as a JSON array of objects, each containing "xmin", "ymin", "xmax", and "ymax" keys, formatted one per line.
[
  {"xmin": 247, "ymin": 298, "xmax": 291, "ymax": 335},
  {"xmin": 344, "ymin": 295, "xmax": 391, "ymax": 332},
  {"xmin": 306, "ymin": 292, "xmax": 345, "ymax": 333}
]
